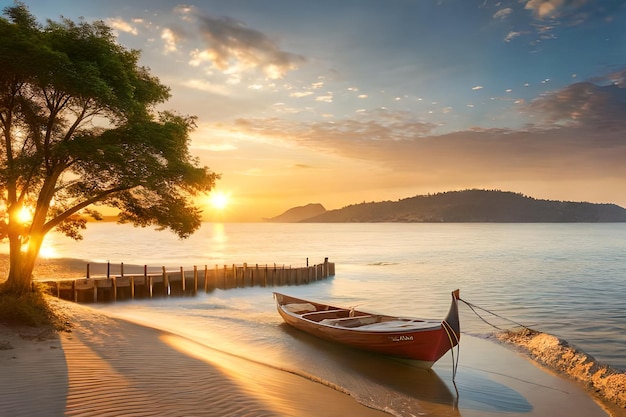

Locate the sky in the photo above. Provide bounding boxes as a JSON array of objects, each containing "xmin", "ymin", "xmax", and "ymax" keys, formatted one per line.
[{"xmin": 7, "ymin": 0, "xmax": 626, "ymax": 221}]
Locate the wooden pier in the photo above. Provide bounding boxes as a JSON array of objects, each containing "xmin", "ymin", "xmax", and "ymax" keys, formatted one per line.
[{"xmin": 40, "ymin": 259, "xmax": 335, "ymax": 303}]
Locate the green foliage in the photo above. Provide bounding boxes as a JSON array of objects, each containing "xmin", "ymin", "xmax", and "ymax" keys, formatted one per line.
[
  {"xmin": 0, "ymin": 285, "xmax": 56, "ymax": 327},
  {"xmin": 305, "ymin": 189, "xmax": 626, "ymax": 223},
  {"xmin": 0, "ymin": 3, "xmax": 219, "ymax": 293}
]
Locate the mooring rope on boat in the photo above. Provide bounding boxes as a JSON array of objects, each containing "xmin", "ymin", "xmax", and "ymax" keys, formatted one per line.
[
  {"xmin": 441, "ymin": 297, "xmax": 532, "ymax": 392},
  {"xmin": 442, "ymin": 320, "xmax": 461, "ymax": 383},
  {"xmin": 458, "ymin": 297, "xmax": 532, "ymax": 331}
]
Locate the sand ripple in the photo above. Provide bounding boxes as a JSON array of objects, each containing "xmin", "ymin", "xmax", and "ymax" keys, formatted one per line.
[{"xmin": 1, "ymin": 298, "xmax": 388, "ymax": 417}]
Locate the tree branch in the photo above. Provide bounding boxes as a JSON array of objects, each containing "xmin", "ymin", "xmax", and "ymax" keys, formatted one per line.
[{"xmin": 42, "ymin": 185, "xmax": 130, "ymax": 234}]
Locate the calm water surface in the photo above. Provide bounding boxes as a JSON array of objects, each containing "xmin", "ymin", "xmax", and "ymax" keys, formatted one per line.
[
  {"xmin": 37, "ymin": 222, "xmax": 625, "ymax": 369},
  {"xmin": 25, "ymin": 223, "xmax": 626, "ymax": 415}
]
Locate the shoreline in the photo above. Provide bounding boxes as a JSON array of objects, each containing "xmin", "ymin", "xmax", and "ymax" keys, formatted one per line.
[
  {"xmin": 0, "ymin": 298, "xmax": 624, "ymax": 416},
  {"xmin": 497, "ymin": 329, "xmax": 626, "ymax": 413},
  {"xmin": 0, "ymin": 254, "xmax": 166, "ymax": 280}
]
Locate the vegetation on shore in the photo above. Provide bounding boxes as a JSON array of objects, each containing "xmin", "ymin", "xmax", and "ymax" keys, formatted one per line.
[
  {"xmin": 296, "ymin": 189, "xmax": 626, "ymax": 223},
  {"xmin": 0, "ymin": 286, "xmax": 60, "ymax": 328}
]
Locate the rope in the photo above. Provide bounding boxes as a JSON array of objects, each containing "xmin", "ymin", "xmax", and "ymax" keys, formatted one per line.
[
  {"xmin": 442, "ymin": 320, "xmax": 460, "ymax": 382},
  {"xmin": 458, "ymin": 297, "xmax": 532, "ymax": 331},
  {"xmin": 441, "ymin": 297, "xmax": 532, "ymax": 402}
]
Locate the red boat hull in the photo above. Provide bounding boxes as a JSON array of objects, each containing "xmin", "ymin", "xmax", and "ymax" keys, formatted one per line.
[{"xmin": 275, "ymin": 290, "xmax": 460, "ymax": 368}]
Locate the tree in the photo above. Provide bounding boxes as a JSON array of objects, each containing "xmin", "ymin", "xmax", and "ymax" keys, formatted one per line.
[{"xmin": 0, "ymin": 4, "xmax": 219, "ymax": 295}]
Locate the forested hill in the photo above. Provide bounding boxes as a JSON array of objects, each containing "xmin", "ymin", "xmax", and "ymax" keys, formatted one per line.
[
  {"xmin": 298, "ymin": 190, "xmax": 626, "ymax": 223},
  {"xmin": 266, "ymin": 203, "xmax": 326, "ymax": 222}
]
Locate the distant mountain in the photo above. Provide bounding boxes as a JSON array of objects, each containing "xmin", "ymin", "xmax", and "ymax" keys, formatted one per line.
[
  {"xmin": 266, "ymin": 203, "xmax": 327, "ymax": 222},
  {"xmin": 287, "ymin": 190, "xmax": 626, "ymax": 223}
]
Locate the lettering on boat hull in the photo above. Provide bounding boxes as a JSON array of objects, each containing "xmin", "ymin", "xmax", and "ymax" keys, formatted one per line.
[{"xmin": 390, "ymin": 335, "xmax": 414, "ymax": 342}]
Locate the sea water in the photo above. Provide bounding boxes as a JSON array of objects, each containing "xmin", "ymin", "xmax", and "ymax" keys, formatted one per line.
[
  {"xmin": 37, "ymin": 222, "xmax": 626, "ymax": 370},
  {"xmin": 30, "ymin": 222, "xmax": 626, "ymax": 415}
]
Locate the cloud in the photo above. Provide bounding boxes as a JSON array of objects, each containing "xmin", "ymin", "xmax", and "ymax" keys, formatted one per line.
[
  {"xmin": 108, "ymin": 17, "xmax": 139, "ymax": 35},
  {"xmin": 590, "ymin": 68, "xmax": 626, "ymax": 87},
  {"xmin": 290, "ymin": 91, "xmax": 314, "ymax": 98},
  {"xmin": 525, "ymin": 79, "xmax": 626, "ymax": 129},
  {"xmin": 514, "ymin": 0, "xmax": 623, "ymax": 46},
  {"xmin": 225, "ymin": 74, "xmax": 626, "ymax": 189},
  {"xmin": 315, "ymin": 93, "xmax": 333, "ymax": 103},
  {"xmin": 504, "ymin": 31, "xmax": 522, "ymax": 42},
  {"xmin": 493, "ymin": 8, "xmax": 514, "ymax": 20},
  {"xmin": 161, "ymin": 28, "xmax": 180, "ymax": 53},
  {"xmin": 182, "ymin": 79, "xmax": 232, "ymax": 95},
  {"xmin": 524, "ymin": 0, "xmax": 566, "ymax": 19},
  {"xmin": 202, "ymin": 143, "xmax": 237, "ymax": 152},
  {"xmin": 192, "ymin": 14, "xmax": 306, "ymax": 80},
  {"xmin": 523, "ymin": 0, "xmax": 622, "ymax": 24}
]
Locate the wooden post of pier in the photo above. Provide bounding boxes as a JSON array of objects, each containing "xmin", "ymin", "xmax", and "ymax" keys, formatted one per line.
[
  {"xmin": 162, "ymin": 266, "xmax": 168, "ymax": 295},
  {"xmin": 209, "ymin": 264, "xmax": 217, "ymax": 291},
  {"xmin": 261, "ymin": 264, "xmax": 267, "ymax": 287},
  {"xmin": 145, "ymin": 265, "xmax": 152, "ymax": 298},
  {"xmin": 51, "ymin": 281, "xmax": 60, "ymax": 298},
  {"xmin": 73, "ymin": 279, "xmax": 94, "ymax": 303}
]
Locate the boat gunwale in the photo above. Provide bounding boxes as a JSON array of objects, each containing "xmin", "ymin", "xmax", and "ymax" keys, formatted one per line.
[{"xmin": 275, "ymin": 295, "xmax": 450, "ymax": 334}]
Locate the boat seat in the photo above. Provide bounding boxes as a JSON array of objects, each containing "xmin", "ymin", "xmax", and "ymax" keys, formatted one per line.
[
  {"xmin": 283, "ymin": 303, "xmax": 317, "ymax": 313},
  {"xmin": 357, "ymin": 319, "xmax": 440, "ymax": 331},
  {"xmin": 320, "ymin": 315, "xmax": 378, "ymax": 328}
]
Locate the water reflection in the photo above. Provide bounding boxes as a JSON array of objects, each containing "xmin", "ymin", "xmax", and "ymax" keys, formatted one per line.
[
  {"xmin": 454, "ymin": 368, "xmax": 533, "ymax": 414},
  {"xmin": 280, "ymin": 324, "xmax": 461, "ymax": 416},
  {"xmin": 279, "ymin": 325, "xmax": 541, "ymax": 416}
]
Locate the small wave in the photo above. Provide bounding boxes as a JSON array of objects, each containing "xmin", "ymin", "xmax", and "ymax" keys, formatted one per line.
[
  {"xmin": 497, "ymin": 329, "xmax": 626, "ymax": 412},
  {"xmin": 368, "ymin": 262, "xmax": 398, "ymax": 266}
]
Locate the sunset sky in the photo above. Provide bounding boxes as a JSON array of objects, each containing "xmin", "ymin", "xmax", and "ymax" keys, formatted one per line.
[{"xmin": 15, "ymin": 0, "xmax": 626, "ymax": 221}]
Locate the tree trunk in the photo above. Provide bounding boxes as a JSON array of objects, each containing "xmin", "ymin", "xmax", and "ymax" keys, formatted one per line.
[{"xmin": 3, "ymin": 234, "xmax": 42, "ymax": 295}]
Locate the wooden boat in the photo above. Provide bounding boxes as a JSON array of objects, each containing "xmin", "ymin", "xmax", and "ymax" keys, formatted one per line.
[{"xmin": 274, "ymin": 290, "xmax": 460, "ymax": 368}]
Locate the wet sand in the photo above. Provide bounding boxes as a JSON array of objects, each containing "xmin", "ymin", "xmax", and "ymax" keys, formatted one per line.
[{"xmin": 497, "ymin": 329, "xmax": 626, "ymax": 413}]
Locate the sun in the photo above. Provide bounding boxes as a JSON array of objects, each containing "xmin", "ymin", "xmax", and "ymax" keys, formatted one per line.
[
  {"xmin": 208, "ymin": 191, "xmax": 230, "ymax": 211},
  {"xmin": 16, "ymin": 206, "xmax": 33, "ymax": 224}
]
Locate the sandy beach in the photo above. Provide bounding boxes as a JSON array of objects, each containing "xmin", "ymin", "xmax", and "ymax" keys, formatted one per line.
[
  {"xmin": 0, "ymin": 295, "xmax": 623, "ymax": 417},
  {"xmin": 1, "ymin": 297, "xmax": 392, "ymax": 417}
]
